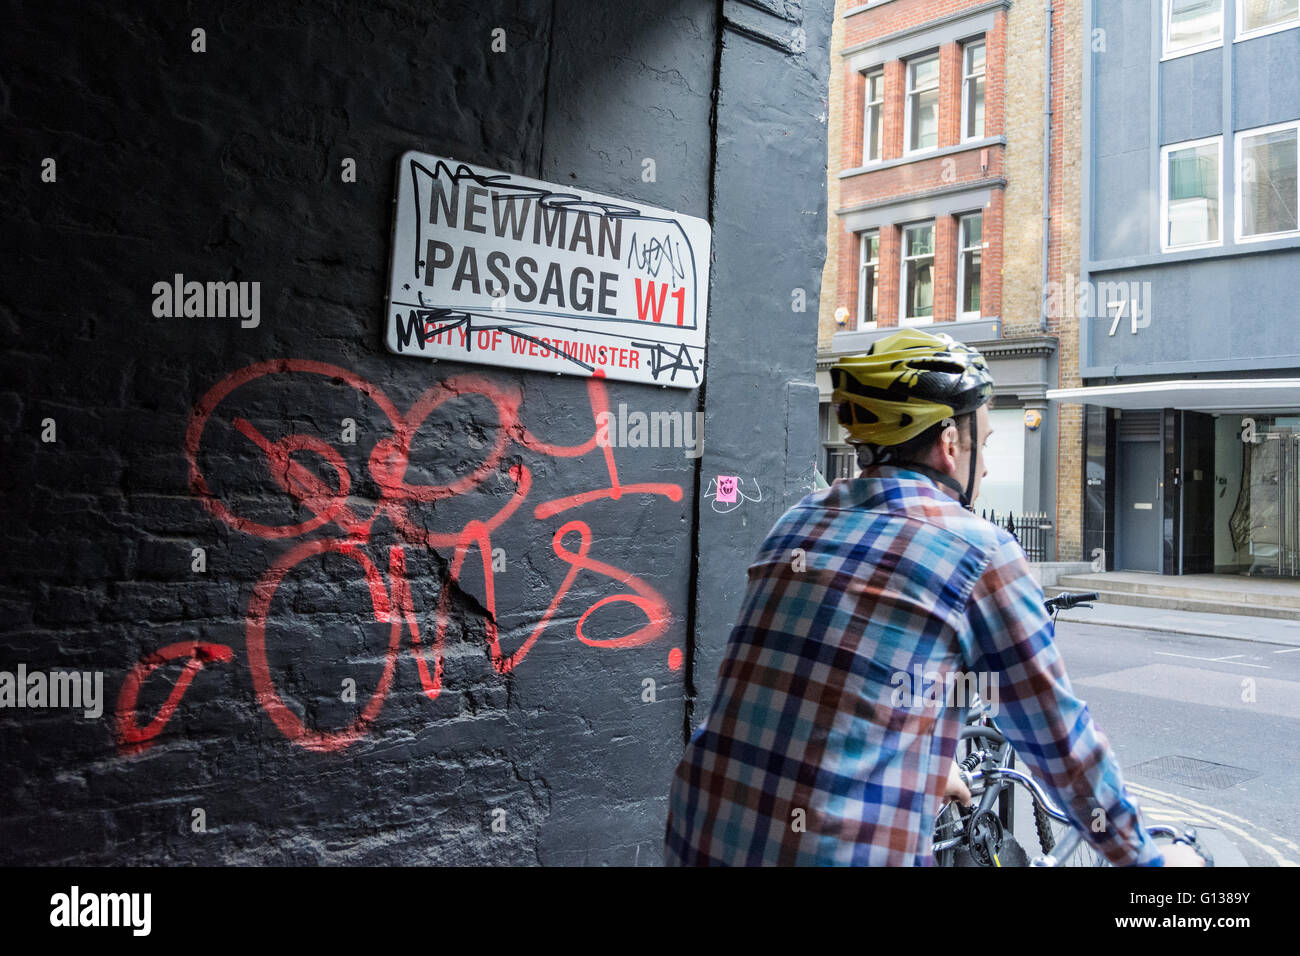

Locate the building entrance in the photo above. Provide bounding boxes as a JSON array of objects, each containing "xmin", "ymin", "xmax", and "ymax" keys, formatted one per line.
[{"xmin": 1216, "ymin": 415, "xmax": 1300, "ymax": 578}]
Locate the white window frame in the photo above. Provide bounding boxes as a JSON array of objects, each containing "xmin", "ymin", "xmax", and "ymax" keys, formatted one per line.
[
  {"xmin": 862, "ymin": 69, "xmax": 885, "ymax": 164},
  {"xmin": 858, "ymin": 230, "xmax": 880, "ymax": 327},
  {"xmin": 1235, "ymin": 0, "xmax": 1300, "ymax": 41},
  {"xmin": 1159, "ymin": 135, "xmax": 1224, "ymax": 252},
  {"xmin": 957, "ymin": 212, "xmax": 983, "ymax": 319},
  {"xmin": 899, "ymin": 221, "xmax": 935, "ymax": 326},
  {"xmin": 903, "ymin": 53, "xmax": 940, "ymax": 156},
  {"xmin": 961, "ymin": 40, "xmax": 986, "ymax": 142},
  {"xmin": 1161, "ymin": 0, "xmax": 1224, "ymax": 60},
  {"xmin": 1235, "ymin": 120, "xmax": 1300, "ymax": 243}
]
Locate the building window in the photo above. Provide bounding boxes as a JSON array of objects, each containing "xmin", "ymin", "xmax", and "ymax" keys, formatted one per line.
[
  {"xmin": 1163, "ymin": 0, "xmax": 1223, "ymax": 58},
  {"xmin": 1161, "ymin": 136, "xmax": 1222, "ymax": 250},
  {"xmin": 863, "ymin": 70, "xmax": 884, "ymax": 163},
  {"xmin": 962, "ymin": 41, "xmax": 986, "ymax": 141},
  {"xmin": 1237, "ymin": 121, "xmax": 1300, "ymax": 241},
  {"xmin": 900, "ymin": 222, "xmax": 934, "ymax": 324},
  {"xmin": 858, "ymin": 231, "xmax": 880, "ymax": 326},
  {"xmin": 1237, "ymin": 0, "xmax": 1299, "ymax": 40},
  {"xmin": 957, "ymin": 213, "xmax": 982, "ymax": 317},
  {"xmin": 905, "ymin": 55, "xmax": 940, "ymax": 153}
]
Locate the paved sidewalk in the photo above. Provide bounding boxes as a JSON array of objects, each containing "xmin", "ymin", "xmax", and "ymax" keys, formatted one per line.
[{"xmin": 1055, "ymin": 601, "xmax": 1300, "ymax": 648}]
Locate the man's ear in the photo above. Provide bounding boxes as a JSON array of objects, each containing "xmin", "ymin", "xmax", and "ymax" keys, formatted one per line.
[
  {"xmin": 934, "ymin": 419, "xmax": 960, "ymax": 470},
  {"xmin": 939, "ymin": 418, "xmax": 959, "ymax": 453}
]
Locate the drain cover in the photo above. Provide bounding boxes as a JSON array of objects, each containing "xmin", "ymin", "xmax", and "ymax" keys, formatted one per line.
[{"xmin": 1128, "ymin": 755, "xmax": 1259, "ymax": 790}]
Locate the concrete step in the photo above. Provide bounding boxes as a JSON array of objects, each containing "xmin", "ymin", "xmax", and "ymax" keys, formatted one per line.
[
  {"xmin": 1043, "ymin": 585, "xmax": 1300, "ymax": 621},
  {"xmin": 1054, "ymin": 574, "xmax": 1300, "ymax": 611}
]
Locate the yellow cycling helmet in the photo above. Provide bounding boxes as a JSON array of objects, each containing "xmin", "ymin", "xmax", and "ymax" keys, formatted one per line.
[{"xmin": 831, "ymin": 328, "xmax": 994, "ymax": 447}]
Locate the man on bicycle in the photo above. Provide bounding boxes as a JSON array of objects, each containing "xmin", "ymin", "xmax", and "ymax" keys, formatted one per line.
[{"xmin": 665, "ymin": 329, "xmax": 1202, "ymax": 866}]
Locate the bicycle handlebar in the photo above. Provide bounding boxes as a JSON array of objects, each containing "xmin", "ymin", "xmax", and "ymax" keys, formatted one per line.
[
  {"xmin": 943, "ymin": 763, "xmax": 1213, "ymax": 867},
  {"xmin": 967, "ymin": 767, "xmax": 1070, "ymax": 822},
  {"xmin": 1044, "ymin": 591, "xmax": 1100, "ymax": 612},
  {"xmin": 941, "ymin": 592, "xmax": 1209, "ymax": 868}
]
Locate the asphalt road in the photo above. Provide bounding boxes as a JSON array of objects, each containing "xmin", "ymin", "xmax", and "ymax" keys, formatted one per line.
[{"xmin": 999, "ymin": 618, "xmax": 1300, "ymax": 867}]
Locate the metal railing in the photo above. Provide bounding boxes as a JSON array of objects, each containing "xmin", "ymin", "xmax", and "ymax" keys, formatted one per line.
[{"xmin": 982, "ymin": 509, "xmax": 1053, "ymax": 562}]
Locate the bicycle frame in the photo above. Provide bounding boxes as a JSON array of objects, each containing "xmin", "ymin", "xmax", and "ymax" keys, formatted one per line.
[
  {"xmin": 933, "ymin": 590, "xmax": 1210, "ymax": 866},
  {"xmin": 934, "ymin": 591, "xmax": 1098, "ymax": 864}
]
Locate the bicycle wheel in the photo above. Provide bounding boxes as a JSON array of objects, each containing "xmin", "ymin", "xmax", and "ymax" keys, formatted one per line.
[
  {"xmin": 1041, "ymin": 814, "xmax": 1110, "ymax": 867},
  {"xmin": 1034, "ymin": 799, "xmax": 1056, "ymax": 853}
]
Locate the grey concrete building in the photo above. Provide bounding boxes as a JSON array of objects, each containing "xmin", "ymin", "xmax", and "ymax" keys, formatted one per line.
[{"xmin": 1049, "ymin": 0, "xmax": 1300, "ymax": 578}]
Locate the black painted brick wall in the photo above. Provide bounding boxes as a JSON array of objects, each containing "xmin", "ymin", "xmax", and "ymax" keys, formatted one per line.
[{"xmin": 0, "ymin": 0, "xmax": 830, "ymax": 864}]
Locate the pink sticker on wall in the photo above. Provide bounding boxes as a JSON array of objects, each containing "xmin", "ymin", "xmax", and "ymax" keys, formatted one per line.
[{"xmin": 716, "ymin": 476, "xmax": 738, "ymax": 503}]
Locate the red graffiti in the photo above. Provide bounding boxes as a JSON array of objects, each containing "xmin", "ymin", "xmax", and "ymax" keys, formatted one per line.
[
  {"xmin": 244, "ymin": 539, "xmax": 403, "ymax": 752},
  {"xmin": 117, "ymin": 361, "xmax": 683, "ymax": 753},
  {"xmin": 115, "ymin": 642, "xmax": 235, "ymax": 755}
]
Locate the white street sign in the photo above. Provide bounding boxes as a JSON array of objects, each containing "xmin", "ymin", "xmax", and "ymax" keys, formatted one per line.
[{"xmin": 384, "ymin": 151, "xmax": 711, "ymax": 388}]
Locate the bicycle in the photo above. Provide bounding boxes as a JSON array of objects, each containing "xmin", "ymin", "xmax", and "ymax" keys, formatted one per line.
[{"xmin": 932, "ymin": 591, "xmax": 1214, "ymax": 867}]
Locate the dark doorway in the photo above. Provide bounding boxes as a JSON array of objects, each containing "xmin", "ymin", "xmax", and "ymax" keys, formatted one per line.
[
  {"xmin": 1117, "ymin": 412, "xmax": 1163, "ymax": 572},
  {"xmin": 1181, "ymin": 411, "xmax": 1216, "ymax": 573}
]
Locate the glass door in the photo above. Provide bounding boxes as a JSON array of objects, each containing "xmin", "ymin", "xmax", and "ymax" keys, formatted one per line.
[{"xmin": 1238, "ymin": 419, "xmax": 1300, "ymax": 577}]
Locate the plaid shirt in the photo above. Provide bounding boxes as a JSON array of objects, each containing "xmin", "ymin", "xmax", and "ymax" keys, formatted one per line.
[{"xmin": 665, "ymin": 465, "xmax": 1163, "ymax": 866}]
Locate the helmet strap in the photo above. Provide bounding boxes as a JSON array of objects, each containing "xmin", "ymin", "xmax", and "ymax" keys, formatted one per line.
[
  {"xmin": 960, "ymin": 413, "xmax": 979, "ymax": 511},
  {"xmin": 885, "ymin": 412, "xmax": 979, "ymax": 510}
]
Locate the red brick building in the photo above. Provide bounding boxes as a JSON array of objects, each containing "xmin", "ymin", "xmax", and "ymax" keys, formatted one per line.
[
  {"xmin": 818, "ymin": 0, "xmax": 1082, "ymax": 560},
  {"xmin": 835, "ymin": 0, "xmax": 1005, "ymax": 329}
]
